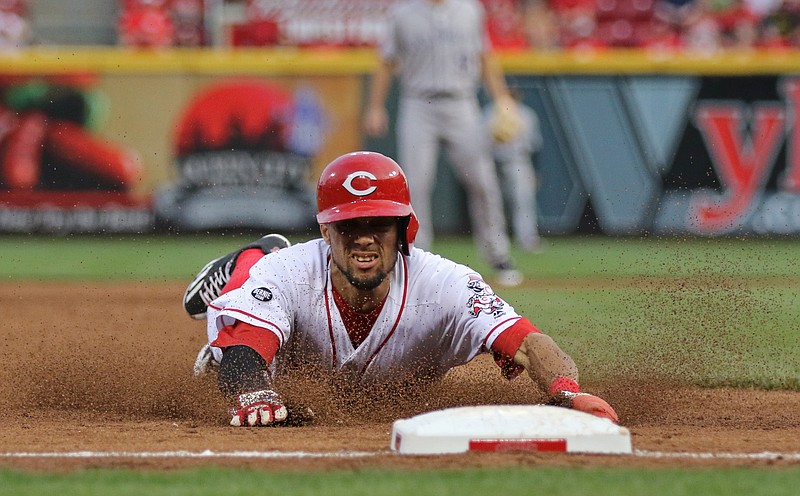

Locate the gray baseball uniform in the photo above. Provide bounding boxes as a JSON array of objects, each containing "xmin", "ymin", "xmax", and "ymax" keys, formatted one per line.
[
  {"xmin": 380, "ymin": 0, "xmax": 512, "ymax": 268},
  {"xmin": 483, "ymin": 100, "xmax": 543, "ymax": 251}
]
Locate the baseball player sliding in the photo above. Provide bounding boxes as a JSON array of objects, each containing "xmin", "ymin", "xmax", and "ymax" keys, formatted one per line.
[{"xmin": 184, "ymin": 151, "xmax": 618, "ymax": 427}]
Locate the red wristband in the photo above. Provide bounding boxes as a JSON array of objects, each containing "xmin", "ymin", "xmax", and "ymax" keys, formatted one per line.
[{"xmin": 549, "ymin": 377, "xmax": 580, "ymax": 396}]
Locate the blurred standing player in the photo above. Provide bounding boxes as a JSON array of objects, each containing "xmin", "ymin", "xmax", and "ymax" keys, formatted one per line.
[
  {"xmin": 482, "ymin": 90, "xmax": 544, "ymax": 253},
  {"xmin": 363, "ymin": 0, "xmax": 523, "ymax": 287},
  {"xmin": 184, "ymin": 151, "xmax": 618, "ymax": 427},
  {"xmin": 0, "ymin": 0, "xmax": 31, "ymax": 51}
]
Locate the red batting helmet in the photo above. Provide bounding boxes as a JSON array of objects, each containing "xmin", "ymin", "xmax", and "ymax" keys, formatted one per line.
[{"xmin": 316, "ymin": 151, "xmax": 419, "ymax": 255}]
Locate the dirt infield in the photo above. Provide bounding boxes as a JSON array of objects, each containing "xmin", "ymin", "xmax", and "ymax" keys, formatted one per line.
[{"xmin": 2, "ymin": 282, "xmax": 799, "ymax": 471}]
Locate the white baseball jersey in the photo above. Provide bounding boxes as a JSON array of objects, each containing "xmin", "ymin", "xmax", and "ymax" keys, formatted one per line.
[{"xmin": 206, "ymin": 239, "xmax": 524, "ymax": 385}]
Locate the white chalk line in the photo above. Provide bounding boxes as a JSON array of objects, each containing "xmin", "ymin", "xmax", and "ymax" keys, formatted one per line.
[
  {"xmin": 633, "ymin": 450, "xmax": 800, "ymax": 461},
  {"xmin": 1, "ymin": 450, "xmax": 800, "ymax": 460},
  {"xmin": 0, "ymin": 450, "xmax": 382, "ymax": 459}
]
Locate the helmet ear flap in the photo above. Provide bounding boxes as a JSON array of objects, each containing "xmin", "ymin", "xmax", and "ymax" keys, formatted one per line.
[
  {"xmin": 398, "ymin": 212, "xmax": 419, "ymax": 256},
  {"xmin": 398, "ymin": 216, "xmax": 411, "ymax": 255}
]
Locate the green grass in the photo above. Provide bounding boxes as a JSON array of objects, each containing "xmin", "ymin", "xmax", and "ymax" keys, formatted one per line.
[
  {"xmin": 0, "ymin": 233, "xmax": 266, "ymax": 281},
  {"xmin": 2, "ymin": 467, "xmax": 800, "ymax": 496},
  {"xmin": 4, "ymin": 233, "xmax": 800, "ymax": 280},
  {"xmin": 436, "ymin": 235, "xmax": 800, "ymax": 279}
]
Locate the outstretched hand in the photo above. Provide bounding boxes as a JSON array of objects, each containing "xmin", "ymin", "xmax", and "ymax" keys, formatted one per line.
[{"xmin": 567, "ymin": 392, "xmax": 619, "ymax": 424}]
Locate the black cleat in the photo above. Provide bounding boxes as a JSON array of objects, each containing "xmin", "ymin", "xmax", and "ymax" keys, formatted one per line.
[{"xmin": 183, "ymin": 233, "xmax": 291, "ymax": 320}]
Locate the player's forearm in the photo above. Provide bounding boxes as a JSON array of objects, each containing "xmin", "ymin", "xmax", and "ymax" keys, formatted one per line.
[
  {"xmin": 218, "ymin": 345, "xmax": 290, "ymax": 427},
  {"xmin": 367, "ymin": 61, "xmax": 394, "ymax": 110},
  {"xmin": 217, "ymin": 345, "xmax": 271, "ymax": 399},
  {"xmin": 513, "ymin": 332, "xmax": 579, "ymax": 395},
  {"xmin": 481, "ymin": 53, "xmax": 512, "ymax": 103},
  {"xmin": 516, "ymin": 336, "xmax": 619, "ymax": 423}
]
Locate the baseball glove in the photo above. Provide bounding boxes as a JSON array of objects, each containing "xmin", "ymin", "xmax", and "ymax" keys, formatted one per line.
[{"xmin": 490, "ymin": 96, "xmax": 524, "ymax": 144}]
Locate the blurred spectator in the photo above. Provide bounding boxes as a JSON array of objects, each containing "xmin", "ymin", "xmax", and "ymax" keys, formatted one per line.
[
  {"xmin": 549, "ymin": 0, "xmax": 606, "ymax": 49},
  {"xmin": 522, "ymin": 0, "xmax": 562, "ymax": 49},
  {"xmin": 682, "ymin": 17, "xmax": 721, "ymax": 52},
  {"xmin": 483, "ymin": 0, "xmax": 530, "ymax": 50},
  {"xmin": 642, "ymin": 17, "xmax": 684, "ymax": 51},
  {"xmin": 655, "ymin": 0, "xmax": 701, "ymax": 30},
  {"xmin": 595, "ymin": 0, "xmax": 657, "ymax": 47},
  {"xmin": 171, "ymin": 0, "xmax": 207, "ymax": 46},
  {"xmin": 745, "ymin": 0, "xmax": 782, "ymax": 16},
  {"xmin": 0, "ymin": 0, "xmax": 31, "ymax": 51},
  {"xmin": 762, "ymin": 0, "xmax": 800, "ymax": 46},
  {"xmin": 228, "ymin": 0, "xmax": 282, "ymax": 47},
  {"xmin": 118, "ymin": 0, "xmax": 175, "ymax": 48},
  {"xmin": 714, "ymin": 0, "xmax": 761, "ymax": 48},
  {"xmin": 678, "ymin": 0, "xmax": 723, "ymax": 52}
]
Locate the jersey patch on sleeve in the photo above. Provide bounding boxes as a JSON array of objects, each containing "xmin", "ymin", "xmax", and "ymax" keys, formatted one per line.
[
  {"xmin": 465, "ymin": 277, "xmax": 505, "ymax": 318},
  {"xmin": 251, "ymin": 287, "xmax": 273, "ymax": 302}
]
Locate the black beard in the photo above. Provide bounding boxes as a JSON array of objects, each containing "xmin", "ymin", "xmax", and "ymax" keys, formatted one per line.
[
  {"xmin": 333, "ymin": 258, "xmax": 389, "ymax": 291},
  {"xmin": 332, "ymin": 250, "xmax": 397, "ymax": 291},
  {"xmin": 347, "ymin": 270, "xmax": 388, "ymax": 291}
]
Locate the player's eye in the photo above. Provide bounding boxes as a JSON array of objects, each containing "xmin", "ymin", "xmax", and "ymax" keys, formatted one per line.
[
  {"xmin": 369, "ymin": 218, "xmax": 397, "ymax": 232},
  {"xmin": 333, "ymin": 217, "xmax": 397, "ymax": 236},
  {"xmin": 332, "ymin": 220, "xmax": 358, "ymax": 235}
]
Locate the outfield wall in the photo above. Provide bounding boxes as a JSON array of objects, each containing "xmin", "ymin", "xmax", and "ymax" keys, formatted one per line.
[{"xmin": 1, "ymin": 47, "xmax": 799, "ymax": 235}]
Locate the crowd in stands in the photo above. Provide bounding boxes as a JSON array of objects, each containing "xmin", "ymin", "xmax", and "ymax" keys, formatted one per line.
[
  {"xmin": 117, "ymin": 0, "xmax": 207, "ymax": 48},
  {"xmin": 222, "ymin": 0, "xmax": 800, "ymax": 52},
  {"xmin": 0, "ymin": 0, "xmax": 208, "ymax": 50},
  {"xmin": 225, "ymin": 0, "xmax": 800, "ymax": 52},
  {"xmin": 2, "ymin": 0, "xmax": 800, "ymax": 52},
  {"xmin": 487, "ymin": 0, "xmax": 800, "ymax": 51}
]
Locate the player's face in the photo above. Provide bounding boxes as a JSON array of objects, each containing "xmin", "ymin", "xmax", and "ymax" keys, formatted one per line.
[{"xmin": 321, "ymin": 216, "xmax": 400, "ymax": 291}]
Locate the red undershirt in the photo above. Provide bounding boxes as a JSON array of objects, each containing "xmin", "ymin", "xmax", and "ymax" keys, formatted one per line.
[{"xmin": 331, "ymin": 285, "xmax": 387, "ymax": 348}]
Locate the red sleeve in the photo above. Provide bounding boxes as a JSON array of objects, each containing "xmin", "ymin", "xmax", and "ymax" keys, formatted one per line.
[
  {"xmin": 490, "ymin": 318, "xmax": 541, "ymax": 380},
  {"xmin": 491, "ymin": 317, "xmax": 541, "ymax": 357},
  {"xmin": 210, "ymin": 320, "xmax": 280, "ymax": 365},
  {"xmin": 220, "ymin": 248, "xmax": 264, "ymax": 295}
]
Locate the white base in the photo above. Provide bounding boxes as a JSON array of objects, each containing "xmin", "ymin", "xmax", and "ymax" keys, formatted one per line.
[{"xmin": 390, "ymin": 405, "xmax": 631, "ymax": 455}]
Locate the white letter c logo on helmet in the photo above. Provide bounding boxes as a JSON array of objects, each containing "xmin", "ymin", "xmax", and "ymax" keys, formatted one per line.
[{"xmin": 342, "ymin": 171, "xmax": 377, "ymax": 196}]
